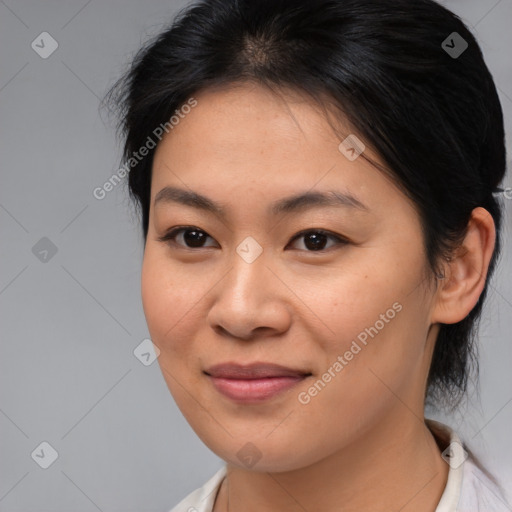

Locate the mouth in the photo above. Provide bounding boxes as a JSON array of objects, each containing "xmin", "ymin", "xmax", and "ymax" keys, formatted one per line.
[{"xmin": 204, "ymin": 362, "xmax": 312, "ymax": 403}]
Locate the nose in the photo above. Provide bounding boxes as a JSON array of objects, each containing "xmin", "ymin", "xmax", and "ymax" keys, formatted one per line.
[{"xmin": 207, "ymin": 248, "xmax": 292, "ymax": 341}]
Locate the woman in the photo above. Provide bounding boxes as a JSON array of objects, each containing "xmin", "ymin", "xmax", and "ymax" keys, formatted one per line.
[{"xmin": 106, "ymin": 0, "xmax": 510, "ymax": 510}]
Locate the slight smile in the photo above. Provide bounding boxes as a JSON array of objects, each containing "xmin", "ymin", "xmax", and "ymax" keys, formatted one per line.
[{"xmin": 204, "ymin": 362, "xmax": 312, "ymax": 403}]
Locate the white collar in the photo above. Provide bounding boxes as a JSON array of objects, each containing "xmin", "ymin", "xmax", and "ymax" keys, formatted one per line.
[{"xmin": 426, "ymin": 419, "xmax": 464, "ymax": 511}]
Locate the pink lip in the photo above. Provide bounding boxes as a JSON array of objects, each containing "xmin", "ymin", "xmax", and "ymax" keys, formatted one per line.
[
  {"xmin": 208, "ymin": 375, "xmax": 307, "ymax": 402},
  {"xmin": 204, "ymin": 362, "xmax": 311, "ymax": 403}
]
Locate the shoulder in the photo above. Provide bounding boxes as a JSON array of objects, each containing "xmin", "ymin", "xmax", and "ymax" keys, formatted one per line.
[
  {"xmin": 457, "ymin": 457, "xmax": 511, "ymax": 512},
  {"xmin": 168, "ymin": 465, "xmax": 227, "ymax": 512},
  {"xmin": 426, "ymin": 418, "xmax": 511, "ymax": 512}
]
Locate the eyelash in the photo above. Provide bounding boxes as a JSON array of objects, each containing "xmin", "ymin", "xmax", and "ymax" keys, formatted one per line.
[{"xmin": 156, "ymin": 226, "xmax": 349, "ymax": 252}]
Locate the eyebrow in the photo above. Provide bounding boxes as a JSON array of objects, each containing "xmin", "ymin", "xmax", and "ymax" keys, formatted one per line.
[{"xmin": 153, "ymin": 185, "xmax": 369, "ymax": 219}]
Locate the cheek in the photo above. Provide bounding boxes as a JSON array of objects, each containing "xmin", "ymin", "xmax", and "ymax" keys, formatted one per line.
[
  {"xmin": 293, "ymin": 301, "xmax": 427, "ymax": 444},
  {"xmin": 305, "ymin": 265, "xmax": 406, "ymax": 349},
  {"xmin": 321, "ymin": 297, "xmax": 429, "ymax": 417},
  {"xmin": 140, "ymin": 249, "xmax": 202, "ymax": 355},
  {"xmin": 141, "ymin": 253, "xmax": 169, "ymax": 341},
  {"xmin": 304, "ymin": 255, "xmax": 430, "ymax": 394},
  {"xmin": 141, "ymin": 250, "xmax": 208, "ymax": 406}
]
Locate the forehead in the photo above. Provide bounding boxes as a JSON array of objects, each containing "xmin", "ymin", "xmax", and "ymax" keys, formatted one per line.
[
  {"xmin": 149, "ymin": 83, "xmax": 412, "ymax": 222},
  {"xmin": 153, "ymin": 85, "xmax": 368, "ymax": 176}
]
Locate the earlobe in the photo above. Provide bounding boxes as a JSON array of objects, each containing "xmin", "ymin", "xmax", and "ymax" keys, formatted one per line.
[{"xmin": 431, "ymin": 207, "xmax": 496, "ymax": 325}]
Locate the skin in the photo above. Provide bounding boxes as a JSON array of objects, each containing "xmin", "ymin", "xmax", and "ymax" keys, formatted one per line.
[{"xmin": 141, "ymin": 82, "xmax": 496, "ymax": 512}]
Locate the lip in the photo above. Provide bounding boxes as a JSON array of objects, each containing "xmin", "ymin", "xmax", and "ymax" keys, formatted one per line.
[
  {"xmin": 205, "ymin": 361, "xmax": 310, "ymax": 379},
  {"xmin": 204, "ymin": 362, "xmax": 311, "ymax": 403}
]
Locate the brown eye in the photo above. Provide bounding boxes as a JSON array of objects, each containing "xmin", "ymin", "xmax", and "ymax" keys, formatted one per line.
[
  {"xmin": 157, "ymin": 227, "xmax": 218, "ymax": 248},
  {"xmin": 157, "ymin": 227, "xmax": 348, "ymax": 252},
  {"xmin": 288, "ymin": 229, "xmax": 348, "ymax": 252}
]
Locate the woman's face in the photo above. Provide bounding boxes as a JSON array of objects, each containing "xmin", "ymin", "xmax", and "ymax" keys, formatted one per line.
[{"xmin": 141, "ymin": 83, "xmax": 440, "ymax": 471}]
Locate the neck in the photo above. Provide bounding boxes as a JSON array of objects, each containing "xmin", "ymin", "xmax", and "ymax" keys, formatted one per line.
[{"xmin": 214, "ymin": 412, "xmax": 449, "ymax": 512}]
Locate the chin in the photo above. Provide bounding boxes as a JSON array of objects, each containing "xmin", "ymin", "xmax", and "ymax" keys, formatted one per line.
[{"xmin": 197, "ymin": 432, "xmax": 322, "ymax": 473}]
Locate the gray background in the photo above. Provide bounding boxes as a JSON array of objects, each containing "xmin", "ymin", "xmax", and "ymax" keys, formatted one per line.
[{"xmin": 0, "ymin": 0, "xmax": 511, "ymax": 510}]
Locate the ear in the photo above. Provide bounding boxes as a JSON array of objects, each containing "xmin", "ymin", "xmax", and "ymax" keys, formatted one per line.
[{"xmin": 431, "ymin": 207, "xmax": 496, "ymax": 324}]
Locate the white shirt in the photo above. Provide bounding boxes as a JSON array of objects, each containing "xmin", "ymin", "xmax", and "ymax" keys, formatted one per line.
[{"xmin": 169, "ymin": 420, "xmax": 511, "ymax": 512}]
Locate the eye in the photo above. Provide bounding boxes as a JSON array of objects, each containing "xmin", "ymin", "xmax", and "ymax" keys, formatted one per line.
[
  {"xmin": 287, "ymin": 229, "xmax": 348, "ymax": 252},
  {"xmin": 157, "ymin": 226, "xmax": 218, "ymax": 249},
  {"xmin": 158, "ymin": 226, "xmax": 348, "ymax": 252}
]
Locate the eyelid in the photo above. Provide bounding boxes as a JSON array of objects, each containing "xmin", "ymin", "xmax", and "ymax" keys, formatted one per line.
[
  {"xmin": 288, "ymin": 228, "xmax": 349, "ymax": 247},
  {"xmin": 156, "ymin": 226, "xmax": 219, "ymax": 248},
  {"xmin": 157, "ymin": 226, "xmax": 349, "ymax": 251}
]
